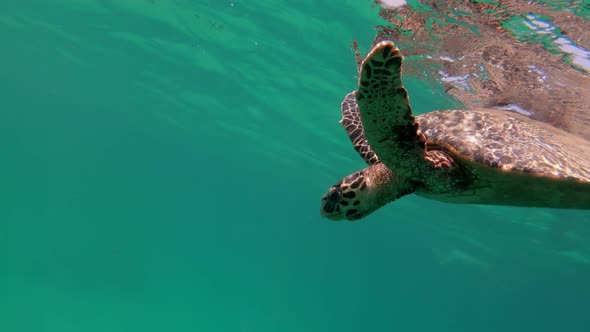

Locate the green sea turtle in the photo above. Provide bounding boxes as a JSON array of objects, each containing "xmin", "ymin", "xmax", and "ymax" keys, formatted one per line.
[{"xmin": 321, "ymin": 41, "xmax": 590, "ymax": 221}]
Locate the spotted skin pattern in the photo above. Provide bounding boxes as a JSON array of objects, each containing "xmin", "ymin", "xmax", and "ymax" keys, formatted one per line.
[
  {"xmin": 321, "ymin": 169, "xmax": 368, "ymax": 221},
  {"xmin": 355, "ymin": 42, "xmax": 429, "ymax": 179},
  {"xmin": 321, "ymin": 163, "xmax": 415, "ymax": 221},
  {"xmin": 340, "ymin": 92, "xmax": 380, "ymax": 165}
]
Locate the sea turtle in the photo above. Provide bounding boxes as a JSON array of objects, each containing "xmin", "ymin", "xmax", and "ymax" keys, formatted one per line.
[{"xmin": 320, "ymin": 41, "xmax": 590, "ymax": 221}]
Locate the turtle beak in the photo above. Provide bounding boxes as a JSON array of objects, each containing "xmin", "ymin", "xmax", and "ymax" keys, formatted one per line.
[{"xmin": 320, "ymin": 188, "xmax": 344, "ymax": 220}]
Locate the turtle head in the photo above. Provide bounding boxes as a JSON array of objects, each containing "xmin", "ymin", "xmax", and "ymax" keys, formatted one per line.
[
  {"xmin": 321, "ymin": 170, "xmax": 371, "ymax": 221},
  {"xmin": 321, "ymin": 163, "xmax": 415, "ymax": 221}
]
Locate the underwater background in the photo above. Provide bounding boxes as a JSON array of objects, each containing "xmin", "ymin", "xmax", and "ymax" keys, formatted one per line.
[{"xmin": 2, "ymin": 0, "xmax": 590, "ymax": 331}]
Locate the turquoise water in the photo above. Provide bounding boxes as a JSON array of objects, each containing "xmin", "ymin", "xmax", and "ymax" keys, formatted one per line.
[{"xmin": 2, "ymin": 1, "xmax": 590, "ymax": 331}]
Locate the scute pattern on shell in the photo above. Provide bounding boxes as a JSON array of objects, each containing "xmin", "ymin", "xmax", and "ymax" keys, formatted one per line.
[{"xmin": 417, "ymin": 109, "xmax": 590, "ymax": 182}]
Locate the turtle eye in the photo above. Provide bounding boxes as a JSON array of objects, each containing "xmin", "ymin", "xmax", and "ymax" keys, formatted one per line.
[{"xmin": 328, "ymin": 188, "xmax": 342, "ymax": 201}]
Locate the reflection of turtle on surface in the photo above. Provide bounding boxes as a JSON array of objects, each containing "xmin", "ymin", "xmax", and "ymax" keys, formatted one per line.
[
  {"xmin": 321, "ymin": 41, "xmax": 590, "ymax": 221},
  {"xmin": 374, "ymin": 0, "xmax": 590, "ymax": 140}
]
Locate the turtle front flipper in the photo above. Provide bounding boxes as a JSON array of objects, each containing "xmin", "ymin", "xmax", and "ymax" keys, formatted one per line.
[
  {"xmin": 340, "ymin": 91, "xmax": 380, "ymax": 165},
  {"xmin": 356, "ymin": 41, "xmax": 427, "ymax": 179}
]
